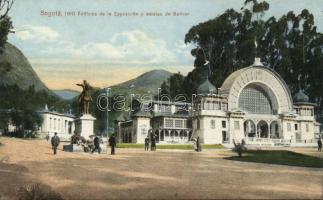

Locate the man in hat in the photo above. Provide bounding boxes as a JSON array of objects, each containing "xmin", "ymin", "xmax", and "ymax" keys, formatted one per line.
[
  {"xmin": 92, "ymin": 136, "xmax": 101, "ymax": 154},
  {"xmin": 318, "ymin": 138, "xmax": 322, "ymax": 152},
  {"xmin": 196, "ymin": 136, "xmax": 201, "ymax": 152},
  {"xmin": 109, "ymin": 134, "xmax": 116, "ymax": 155},
  {"xmin": 144, "ymin": 136, "xmax": 149, "ymax": 151},
  {"xmin": 151, "ymin": 135, "xmax": 156, "ymax": 151},
  {"xmin": 51, "ymin": 132, "xmax": 60, "ymax": 155}
]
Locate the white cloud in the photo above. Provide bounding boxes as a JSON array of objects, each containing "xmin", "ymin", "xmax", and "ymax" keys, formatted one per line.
[
  {"xmin": 40, "ymin": 30, "xmax": 178, "ymax": 65},
  {"xmin": 15, "ymin": 25, "xmax": 59, "ymax": 42},
  {"xmin": 14, "ymin": 28, "xmax": 192, "ymax": 66}
]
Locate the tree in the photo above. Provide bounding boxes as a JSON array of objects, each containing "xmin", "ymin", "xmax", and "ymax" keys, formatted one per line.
[
  {"xmin": 155, "ymin": 72, "xmax": 185, "ymax": 100},
  {"xmin": 169, "ymin": 72, "xmax": 184, "ymax": 99},
  {"xmin": 182, "ymin": 0, "xmax": 323, "ymax": 110},
  {"xmin": 0, "ymin": 84, "xmax": 69, "ymax": 137},
  {"xmin": 0, "ymin": 0, "xmax": 14, "ymax": 20},
  {"xmin": 0, "ymin": 0, "xmax": 13, "ymax": 51}
]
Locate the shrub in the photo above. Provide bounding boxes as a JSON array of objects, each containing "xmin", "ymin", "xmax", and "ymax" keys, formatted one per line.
[{"xmin": 16, "ymin": 183, "xmax": 64, "ymax": 200}]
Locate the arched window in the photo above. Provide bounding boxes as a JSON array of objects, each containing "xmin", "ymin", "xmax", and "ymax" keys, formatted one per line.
[{"xmin": 239, "ymin": 85, "xmax": 272, "ymax": 114}]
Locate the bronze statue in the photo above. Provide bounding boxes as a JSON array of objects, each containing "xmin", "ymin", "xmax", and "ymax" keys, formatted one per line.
[{"xmin": 76, "ymin": 80, "xmax": 93, "ymax": 114}]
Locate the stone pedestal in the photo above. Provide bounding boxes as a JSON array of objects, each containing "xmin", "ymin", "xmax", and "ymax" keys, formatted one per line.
[
  {"xmin": 74, "ymin": 114, "xmax": 96, "ymax": 139},
  {"xmin": 63, "ymin": 143, "xmax": 108, "ymax": 153},
  {"xmin": 63, "ymin": 144, "xmax": 84, "ymax": 152}
]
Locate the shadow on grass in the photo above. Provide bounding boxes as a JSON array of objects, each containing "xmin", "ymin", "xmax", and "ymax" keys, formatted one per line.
[{"xmin": 225, "ymin": 150, "xmax": 323, "ymax": 168}]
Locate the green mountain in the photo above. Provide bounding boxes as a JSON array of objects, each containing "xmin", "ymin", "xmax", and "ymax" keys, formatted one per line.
[
  {"xmin": 91, "ymin": 69, "xmax": 173, "ymax": 135},
  {"xmin": 114, "ymin": 69, "xmax": 172, "ymax": 94},
  {"xmin": 0, "ymin": 43, "xmax": 51, "ymax": 93}
]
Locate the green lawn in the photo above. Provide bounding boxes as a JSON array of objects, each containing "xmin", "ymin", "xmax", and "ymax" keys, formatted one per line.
[
  {"xmin": 116, "ymin": 143, "xmax": 224, "ymax": 150},
  {"xmin": 226, "ymin": 150, "xmax": 323, "ymax": 168}
]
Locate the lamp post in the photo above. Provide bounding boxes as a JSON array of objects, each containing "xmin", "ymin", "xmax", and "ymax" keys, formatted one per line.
[
  {"xmin": 104, "ymin": 88, "xmax": 110, "ymax": 138},
  {"xmin": 218, "ymin": 88, "xmax": 221, "ymax": 110}
]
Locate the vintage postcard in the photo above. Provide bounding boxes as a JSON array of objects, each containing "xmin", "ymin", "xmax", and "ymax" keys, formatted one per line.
[{"xmin": 0, "ymin": 0, "xmax": 322, "ymax": 199}]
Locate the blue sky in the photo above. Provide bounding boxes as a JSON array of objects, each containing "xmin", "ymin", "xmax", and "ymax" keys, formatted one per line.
[{"xmin": 7, "ymin": 0, "xmax": 323, "ymax": 90}]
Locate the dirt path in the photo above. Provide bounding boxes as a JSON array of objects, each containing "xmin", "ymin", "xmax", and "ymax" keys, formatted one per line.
[{"xmin": 0, "ymin": 137, "xmax": 322, "ymax": 199}]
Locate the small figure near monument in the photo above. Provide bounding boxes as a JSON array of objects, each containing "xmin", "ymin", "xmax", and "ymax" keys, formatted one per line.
[
  {"xmin": 233, "ymin": 139, "xmax": 247, "ymax": 157},
  {"xmin": 144, "ymin": 136, "xmax": 149, "ymax": 151},
  {"xmin": 51, "ymin": 132, "xmax": 60, "ymax": 155},
  {"xmin": 109, "ymin": 134, "xmax": 116, "ymax": 155},
  {"xmin": 318, "ymin": 138, "xmax": 322, "ymax": 152},
  {"xmin": 71, "ymin": 132, "xmax": 85, "ymax": 145},
  {"xmin": 195, "ymin": 136, "xmax": 202, "ymax": 152},
  {"xmin": 92, "ymin": 136, "xmax": 101, "ymax": 154},
  {"xmin": 150, "ymin": 135, "xmax": 156, "ymax": 151},
  {"xmin": 76, "ymin": 80, "xmax": 93, "ymax": 115}
]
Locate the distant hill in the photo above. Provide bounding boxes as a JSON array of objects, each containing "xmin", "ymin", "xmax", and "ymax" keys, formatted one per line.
[
  {"xmin": 92, "ymin": 69, "xmax": 173, "ymax": 133},
  {"xmin": 0, "ymin": 43, "xmax": 51, "ymax": 93},
  {"xmin": 114, "ymin": 69, "xmax": 173, "ymax": 93},
  {"xmin": 54, "ymin": 89, "xmax": 80, "ymax": 100}
]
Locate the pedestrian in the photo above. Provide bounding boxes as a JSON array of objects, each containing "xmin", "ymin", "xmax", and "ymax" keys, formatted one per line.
[
  {"xmin": 51, "ymin": 132, "xmax": 60, "ymax": 155},
  {"xmin": 196, "ymin": 136, "xmax": 202, "ymax": 152},
  {"xmin": 46, "ymin": 134, "xmax": 49, "ymax": 141},
  {"xmin": 144, "ymin": 136, "xmax": 149, "ymax": 151},
  {"xmin": 151, "ymin": 135, "xmax": 156, "ymax": 151},
  {"xmin": 318, "ymin": 138, "xmax": 322, "ymax": 152},
  {"xmin": 92, "ymin": 136, "xmax": 101, "ymax": 154},
  {"xmin": 109, "ymin": 134, "xmax": 116, "ymax": 155}
]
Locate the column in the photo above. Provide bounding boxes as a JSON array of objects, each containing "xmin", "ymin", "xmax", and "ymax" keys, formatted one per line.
[
  {"xmin": 256, "ymin": 122, "xmax": 259, "ymax": 138},
  {"xmin": 268, "ymin": 121, "xmax": 271, "ymax": 139},
  {"xmin": 159, "ymin": 129, "xmax": 162, "ymax": 142},
  {"xmin": 65, "ymin": 120, "xmax": 67, "ymax": 134}
]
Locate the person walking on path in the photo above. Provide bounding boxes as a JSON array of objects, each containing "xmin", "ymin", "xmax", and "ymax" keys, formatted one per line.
[
  {"xmin": 151, "ymin": 135, "xmax": 156, "ymax": 151},
  {"xmin": 51, "ymin": 132, "xmax": 60, "ymax": 155},
  {"xmin": 318, "ymin": 138, "xmax": 322, "ymax": 152},
  {"xmin": 195, "ymin": 136, "xmax": 202, "ymax": 152},
  {"xmin": 109, "ymin": 134, "xmax": 116, "ymax": 155},
  {"xmin": 92, "ymin": 136, "xmax": 101, "ymax": 154},
  {"xmin": 144, "ymin": 137, "xmax": 149, "ymax": 151}
]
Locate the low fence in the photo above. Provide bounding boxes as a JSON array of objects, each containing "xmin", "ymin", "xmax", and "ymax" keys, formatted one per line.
[{"xmin": 244, "ymin": 137, "xmax": 318, "ymax": 147}]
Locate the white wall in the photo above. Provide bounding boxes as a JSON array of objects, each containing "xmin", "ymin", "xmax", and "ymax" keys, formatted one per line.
[
  {"xmin": 229, "ymin": 117, "xmax": 244, "ymax": 142},
  {"xmin": 201, "ymin": 117, "xmax": 228, "ymax": 144},
  {"xmin": 39, "ymin": 112, "xmax": 75, "ymax": 139},
  {"xmin": 133, "ymin": 117, "xmax": 150, "ymax": 144}
]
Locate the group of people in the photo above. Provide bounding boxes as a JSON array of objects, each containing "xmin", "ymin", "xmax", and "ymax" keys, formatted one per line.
[
  {"xmin": 144, "ymin": 136, "xmax": 157, "ymax": 151},
  {"xmin": 51, "ymin": 133, "xmax": 323, "ymax": 156},
  {"xmin": 89, "ymin": 135, "xmax": 116, "ymax": 155},
  {"xmin": 50, "ymin": 133, "xmax": 117, "ymax": 155},
  {"xmin": 144, "ymin": 135, "xmax": 202, "ymax": 152}
]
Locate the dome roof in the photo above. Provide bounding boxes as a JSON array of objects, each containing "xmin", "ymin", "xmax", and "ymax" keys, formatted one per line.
[
  {"xmin": 197, "ymin": 78, "xmax": 217, "ymax": 94},
  {"xmin": 293, "ymin": 89, "xmax": 309, "ymax": 103}
]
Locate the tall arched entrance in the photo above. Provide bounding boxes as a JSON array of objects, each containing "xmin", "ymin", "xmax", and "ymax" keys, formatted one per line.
[
  {"xmin": 244, "ymin": 120, "xmax": 256, "ymax": 137},
  {"xmin": 270, "ymin": 121, "xmax": 281, "ymax": 138},
  {"xmin": 257, "ymin": 120, "xmax": 269, "ymax": 138}
]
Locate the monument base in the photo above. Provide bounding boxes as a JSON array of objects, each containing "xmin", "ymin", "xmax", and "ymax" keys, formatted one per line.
[
  {"xmin": 63, "ymin": 144, "xmax": 84, "ymax": 152},
  {"xmin": 74, "ymin": 114, "xmax": 96, "ymax": 139},
  {"xmin": 63, "ymin": 143, "xmax": 108, "ymax": 154}
]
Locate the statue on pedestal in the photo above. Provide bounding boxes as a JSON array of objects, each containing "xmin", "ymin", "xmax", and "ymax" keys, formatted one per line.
[
  {"xmin": 64, "ymin": 80, "xmax": 101, "ymax": 152},
  {"xmin": 76, "ymin": 80, "xmax": 93, "ymax": 115}
]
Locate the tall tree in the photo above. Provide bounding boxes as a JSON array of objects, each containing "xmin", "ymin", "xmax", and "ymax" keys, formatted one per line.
[
  {"xmin": 182, "ymin": 0, "xmax": 323, "ymax": 110},
  {"xmin": 155, "ymin": 72, "xmax": 185, "ymax": 100},
  {"xmin": 0, "ymin": 0, "xmax": 13, "ymax": 52}
]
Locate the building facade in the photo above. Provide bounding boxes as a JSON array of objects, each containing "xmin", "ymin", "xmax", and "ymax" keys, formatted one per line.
[
  {"xmin": 116, "ymin": 58, "xmax": 321, "ymax": 146},
  {"xmin": 38, "ymin": 105, "xmax": 75, "ymax": 140}
]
